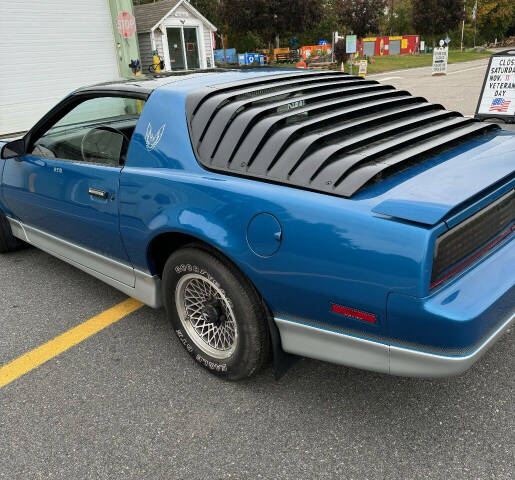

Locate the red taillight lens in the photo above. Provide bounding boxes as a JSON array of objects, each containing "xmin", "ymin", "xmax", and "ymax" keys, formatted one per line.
[
  {"xmin": 430, "ymin": 225, "xmax": 514, "ymax": 289},
  {"xmin": 331, "ymin": 304, "xmax": 376, "ymax": 323},
  {"xmin": 431, "ymin": 190, "xmax": 514, "ymax": 289}
]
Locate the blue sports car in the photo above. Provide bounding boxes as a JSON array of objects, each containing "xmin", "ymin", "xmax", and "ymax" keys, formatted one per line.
[{"xmin": 1, "ymin": 69, "xmax": 513, "ymax": 380}]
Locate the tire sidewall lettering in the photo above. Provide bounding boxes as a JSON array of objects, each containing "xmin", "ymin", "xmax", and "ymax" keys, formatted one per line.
[
  {"xmin": 175, "ymin": 329, "xmax": 228, "ymax": 372},
  {"xmin": 174, "ymin": 263, "xmax": 234, "ymax": 310}
]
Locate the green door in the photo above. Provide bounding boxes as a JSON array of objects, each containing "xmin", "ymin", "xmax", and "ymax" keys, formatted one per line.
[
  {"xmin": 183, "ymin": 27, "xmax": 200, "ymax": 69},
  {"xmin": 167, "ymin": 28, "xmax": 185, "ymax": 70}
]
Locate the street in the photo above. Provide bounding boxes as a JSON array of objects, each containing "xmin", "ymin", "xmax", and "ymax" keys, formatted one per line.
[
  {"xmin": 1, "ymin": 58, "xmax": 514, "ymax": 480},
  {"xmin": 371, "ymin": 56, "xmax": 515, "ymax": 131}
]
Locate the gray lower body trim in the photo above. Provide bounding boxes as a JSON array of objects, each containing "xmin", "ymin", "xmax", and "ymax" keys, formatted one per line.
[
  {"xmin": 275, "ymin": 313, "xmax": 514, "ymax": 378},
  {"xmin": 7, "ymin": 217, "xmax": 162, "ymax": 308}
]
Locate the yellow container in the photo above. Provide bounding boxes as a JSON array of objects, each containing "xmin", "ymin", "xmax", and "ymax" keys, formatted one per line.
[{"xmin": 152, "ymin": 55, "xmax": 161, "ymax": 73}]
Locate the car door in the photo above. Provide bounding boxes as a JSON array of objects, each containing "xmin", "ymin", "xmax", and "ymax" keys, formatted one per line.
[{"xmin": 2, "ymin": 94, "xmax": 146, "ymax": 284}]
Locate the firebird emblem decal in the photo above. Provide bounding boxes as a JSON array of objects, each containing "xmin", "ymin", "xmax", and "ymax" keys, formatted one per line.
[{"xmin": 145, "ymin": 123, "xmax": 165, "ymax": 151}]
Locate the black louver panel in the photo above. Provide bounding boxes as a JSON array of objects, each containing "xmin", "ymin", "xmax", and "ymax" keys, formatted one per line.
[{"xmin": 186, "ymin": 72, "xmax": 498, "ymax": 198}]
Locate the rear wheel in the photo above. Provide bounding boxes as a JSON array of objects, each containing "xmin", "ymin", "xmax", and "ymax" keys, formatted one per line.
[
  {"xmin": 162, "ymin": 247, "xmax": 270, "ymax": 380},
  {"xmin": 0, "ymin": 211, "xmax": 22, "ymax": 253}
]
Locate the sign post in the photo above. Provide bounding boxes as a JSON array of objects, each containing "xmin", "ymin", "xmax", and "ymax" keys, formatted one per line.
[
  {"xmin": 345, "ymin": 35, "xmax": 357, "ymax": 75},
  {"xmin": 475, "ymin": 49, "xmax": 515, "ymax": 124},
  {"xmin": 108, "ymin": 0, "xmax": 141, "ymax": 78},
  {"xmin": 432, "ymin": 41, "xmax": 448, "ymax": 76}
]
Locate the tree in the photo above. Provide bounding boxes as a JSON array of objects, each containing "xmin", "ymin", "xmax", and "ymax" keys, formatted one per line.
[
  {"xmin": 385, "ymin": 0, "xmax": 414, "ymax": 35},
  {"xmin": 298, "ymin": 0, "xmax": 339, "ymax": 46},
  {"xmin": 335, "ymin": 0, "xmax": 387, "ymax": 36},
  {"xmin": 476, "ymin": 0, "xmax": 515, "ymax": 42},
  {"xmin": 334, "ymin": 39, "xmax": 349, "ymax": 62},
  {"xmin": 412, "ymin": 0, "xmax": 463, "ymax": 45},
  {"xmin": 222, "ymin": 0, "xmax": 322, "ymax": 48},
  {"xmin": 188, "ymin": 0, "xmax": 223, "ymax": 27}
]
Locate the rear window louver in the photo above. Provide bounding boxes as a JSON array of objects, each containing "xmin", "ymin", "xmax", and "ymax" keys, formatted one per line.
[{"xmin": 185, "ymin": 71, "xmax": 498, "ymax": 198}]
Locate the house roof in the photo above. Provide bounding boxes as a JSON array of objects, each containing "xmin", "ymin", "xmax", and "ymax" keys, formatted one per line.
[{"xmin": 134, "ymin": 0, "xmax": 216, "ymax": 33}]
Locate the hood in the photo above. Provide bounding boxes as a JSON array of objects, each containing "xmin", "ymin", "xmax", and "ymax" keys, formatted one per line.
[{"xmin": 369, "ymin": 130, "xmax": 515, "ymax": 226}]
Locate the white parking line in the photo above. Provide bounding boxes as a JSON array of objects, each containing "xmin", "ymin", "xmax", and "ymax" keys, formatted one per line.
[
  {"xmin": 447, "ymin": 65, "xmax": 487, "ymax": 75},
  {"xmin": 375, "ymin": 76, "xmax": 401, "ymax": 82}
]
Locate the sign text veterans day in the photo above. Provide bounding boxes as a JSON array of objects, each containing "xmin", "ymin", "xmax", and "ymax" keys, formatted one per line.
[{"xmin": 476, "ymin": 50, "xmax": 515, "ymax": 123}]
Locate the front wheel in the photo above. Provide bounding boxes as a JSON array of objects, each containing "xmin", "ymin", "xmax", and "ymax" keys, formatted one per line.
[
  {"xmin": 0, "ymin": 211, "xmax": 23, "ymax": 253},
  {"xmin": 162, "ymin": 247, "xmax": 270, "ymax": 380}
]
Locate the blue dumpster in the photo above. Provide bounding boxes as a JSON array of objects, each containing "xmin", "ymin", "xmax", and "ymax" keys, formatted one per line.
[
  {"xmin": 214, "ymin": 48, "xmax": 236, "ymax": 63},
  {"xmin": 237, "ymin": 53, "xmax": 263, "ymax": 66}
]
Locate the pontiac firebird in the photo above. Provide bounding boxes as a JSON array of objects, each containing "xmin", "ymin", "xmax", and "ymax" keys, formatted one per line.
[{"xmin": 0, "ymin": 69, "xmax": 513, "ymax": 380}]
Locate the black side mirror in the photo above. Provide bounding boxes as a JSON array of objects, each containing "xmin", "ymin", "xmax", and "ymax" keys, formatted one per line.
[{"xmin": 1, "ymin": 138, "xmax": 26, "ymax": 159}]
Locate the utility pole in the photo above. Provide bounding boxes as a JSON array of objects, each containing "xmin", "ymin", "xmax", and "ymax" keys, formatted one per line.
[
  {"xmin": 460, "ymin": 0, "xmax": 466, "ymax": 52},
  {"xmin": 472, "ymin": 0, "xmax": 477, "ymax": 48},
  {"xmin": 390, "ymin": 0, "xmax": 395, "ymax": 36}
]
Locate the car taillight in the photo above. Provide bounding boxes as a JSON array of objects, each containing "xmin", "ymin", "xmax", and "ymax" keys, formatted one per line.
[
  {"xmin": 430, "ymin": 190, "xmax": 514, "ymax": 289},
  {"xmin": 331, "ymin": 304, "xmax": 377, "ymax": 323}
]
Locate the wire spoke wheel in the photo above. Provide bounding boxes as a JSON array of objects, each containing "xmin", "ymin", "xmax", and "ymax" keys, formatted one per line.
[{"xmin": 175, "ymin": 273, "xmax": 238, "ymax": 359}]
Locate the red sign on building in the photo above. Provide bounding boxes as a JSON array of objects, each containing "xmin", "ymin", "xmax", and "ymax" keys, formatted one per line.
[{"xmin": 116, "ymin": 11, "xmax": 136, "ymax": 39}]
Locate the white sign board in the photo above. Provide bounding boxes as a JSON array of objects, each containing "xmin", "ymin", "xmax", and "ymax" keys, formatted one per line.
[
  {"xmin": 346, "ymin": 35, "xmax": 357, "ymax": 54},
  {"xmin": 475, "ymin": 52, "xmax": 514, "ymax": 122},
  {"xmin": 432, "ymin": 47, "xmax": 448, "ymax": 75},
  {"xmin": 358, "ymin": 60, "xmax": 367, "ymax": 77}
]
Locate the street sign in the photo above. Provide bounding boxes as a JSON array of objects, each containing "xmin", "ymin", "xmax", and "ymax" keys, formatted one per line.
[
  {"xmin": 346, "ymin": 35, "xmax": 357, "ymax": 54},
  {"xmin": 432, "ymin": 47, "xmax": 448, "ymax": 75},
  {"xmin": 444, "ymin": 36, "xmax": 451, "ymax": 44},
  {"xmin": 116, "ymin": 11, "xmax": 136, "ymax": 39},
  {"xmin": 358, "ymin": 59, "xmax": 367, "ymax": 77},
  {"xmin": 475, "ymin": 49, "xmax": 515, "ymax": 123}
]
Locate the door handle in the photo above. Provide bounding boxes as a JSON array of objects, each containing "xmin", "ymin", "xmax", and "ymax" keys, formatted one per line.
[{"xmin": 88, "ymin": 187, "xmax": 108, "ymax": 199}]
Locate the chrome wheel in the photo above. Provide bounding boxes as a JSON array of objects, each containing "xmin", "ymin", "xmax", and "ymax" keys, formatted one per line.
[{"xmin": 175, "ymin": 273, "xmax": 238, "ymax": 359}]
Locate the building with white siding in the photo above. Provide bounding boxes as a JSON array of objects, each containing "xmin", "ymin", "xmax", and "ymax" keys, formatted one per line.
[
  {"xmin": 0, "ymin": 0, "xmax": 139, "ymax": 136},
  {"xmin": 134, "ymin": 0, "xmax": 217, "ymax": 73}
]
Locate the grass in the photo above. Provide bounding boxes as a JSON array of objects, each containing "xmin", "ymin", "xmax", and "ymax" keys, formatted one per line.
[
  {"xmin": 274, "ymin": 50, "xmax": 493, "ymax": 74},
  {"xmin": 362, "ymin": 50, "xmax": 493, "ymax": 74}
]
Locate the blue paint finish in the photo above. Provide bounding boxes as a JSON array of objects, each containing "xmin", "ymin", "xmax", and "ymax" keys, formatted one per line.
[
  {"xmin": 247, "ymin": 213, "xmax": 282, "ymax": 257},
  {"xmin": 443, "ymin": 181, "xmax": 515, "ymax": 229},
  {"xmin": 2, "ymin": 156, "xmax": 129, "ymax": 262},
  {"xmin": 1, "ymin": 71, "xmax": 514, "ymax": 357},
  {"xmin": 370, "ymin": 131, "xmax": 515, "ymax": 225},
  {"xmin": 114, "ymin": 80, "xmax": 514, "ymax": 351},
  {"xmin": 388, "ymin": 235, "xmax": 515, "ymax": 352}
]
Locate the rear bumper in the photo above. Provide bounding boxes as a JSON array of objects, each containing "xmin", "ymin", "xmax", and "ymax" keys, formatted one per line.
[
  {"xmin": 276, "ymin": 235, "xmax": 514, "ymax": 378},
  {"xmin": 275, "ymin": 312, "xmax": 513, "ymax": 378},
  {"xmin": 389, "ymin": 313, "xmax": 513, "ymax": 377}
]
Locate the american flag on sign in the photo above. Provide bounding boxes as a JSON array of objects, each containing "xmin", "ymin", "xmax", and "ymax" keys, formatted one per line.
[{"xmin": 489, "ymin": 97, "xmax": 511, "ymax": 112}]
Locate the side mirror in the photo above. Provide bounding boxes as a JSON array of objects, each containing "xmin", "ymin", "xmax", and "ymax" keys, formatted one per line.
[{"xmin": 1, "ymin": 138, "xmax": 26, "ymax": 159}]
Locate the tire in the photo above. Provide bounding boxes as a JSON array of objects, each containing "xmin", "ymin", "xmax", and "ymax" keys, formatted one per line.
[
  {"xmin": 162, "ymin": 246, "xmax": 270, "ymax": 380},
  {"xmin": 0, "ymin": 211, "xmax": 22, "ymax": 253}
]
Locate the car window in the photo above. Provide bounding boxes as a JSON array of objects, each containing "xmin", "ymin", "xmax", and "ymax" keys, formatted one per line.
[{"xmin": 29, "ymin": 96, "xmax": 145, "ymax": 166}]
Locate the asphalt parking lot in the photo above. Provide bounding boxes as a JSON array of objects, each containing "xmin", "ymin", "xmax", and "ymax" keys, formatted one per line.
[
  {"xmin": 371, "ymin": 56, "xmax": 515, "ymax": 131},
  {"xmin": 1, "ymin": 60, "xmax": 514, "ymax": 479}
]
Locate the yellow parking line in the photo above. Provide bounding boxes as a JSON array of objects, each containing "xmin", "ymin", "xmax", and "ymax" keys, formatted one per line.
[{"xmin": 0, "ymin": 298, "xmax": 144, "ymax": 389}]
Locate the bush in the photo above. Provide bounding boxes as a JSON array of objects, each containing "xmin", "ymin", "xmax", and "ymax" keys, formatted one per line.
[
  {"xmin": 228, "ymin": 31, "xmax": 262, "ymax": 52},
  {"xmin": 334, "ymin": 39, "xmax": 348, "ymax": 63}
]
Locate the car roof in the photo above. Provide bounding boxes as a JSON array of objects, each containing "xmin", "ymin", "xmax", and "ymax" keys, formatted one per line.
[{"xmin": 76, "ymin": 68, "xmax": 305, "ymax": 96}]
